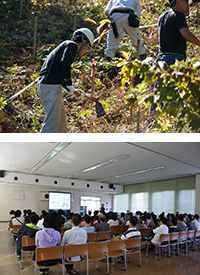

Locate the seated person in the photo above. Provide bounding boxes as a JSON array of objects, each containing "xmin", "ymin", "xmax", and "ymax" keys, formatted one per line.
[
  {"xmin": 61, "ymin": 213, "xmax": 87, "ymax": 275},
  {"xmin": 177, "ymin": 215, "xmax": 188, "ymax": 232},
  {"xmin": 151, "ymin": 217, "xmax": 169, "ymax": 245},
  {"xmin": 82, "ymin": 215, "xmax": 94, "ymax": 233},
  {"xmin": 95, "ymin": 215, "xmax": 109, "ymax": 232},
  {"xmin": 35, "ymin": 214, "xmax": 61, "ymax": 275},
  {"xmin": 126, "ymin": 212, "xmax": 133, "ymax": 227},
  {"xmin": 17, "ymin": 214, "xmax": 40, "ymax": 260},
  {"xmin": 169, "ymin": 217, "xmax": 178, "ymax": 233},
  {"xmin": 138, "ymin": 216, "xmax": 149, "ymax": 230},
  {"xmin": 115, "ymin": 216, "xmax": 141, "ymax": 263},
  {"xmin": 192, "ymin": 214, "xmax": 200, "ymax": 231},
  {"xmin": 186, "ymin": 214, "xmax": 195, "ymax": 231},
  {"xmin": 12, "ymin": 210, "xmax": 25, "ymax": 226},
  {"xmin": 107, "ymin": 212, "xmax": 119, "ymax": 228},
  {"xmin": 64, "ymin": 213, "xmax": 74, "ymax": 229}
]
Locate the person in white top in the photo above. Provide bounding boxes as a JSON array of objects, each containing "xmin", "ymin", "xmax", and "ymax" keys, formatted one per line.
[
  {"xmin": 104, "ymin": 0, "xmax": 147, "ymax": 61},
  {"xmin": 61, "ymin": 213, "xmax": 87, "ymax": 275},
  {"xmin": 151, "ymin": 217, "xmax": 169, "ymax": 244},
  {"xmin": 107, "ymin": 212, "xmax": 119, "ymax": 228},
  {"xmin": 12, "ymin": 210, "xmax": 25, "ymax": 225},
  {"xmin": 192, "ymin": 214, "xmax": 200, "ymax": 231}
]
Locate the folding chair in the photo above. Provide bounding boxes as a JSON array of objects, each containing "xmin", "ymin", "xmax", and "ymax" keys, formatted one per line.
[
  {"xmin": 169, "ymin": 232, "xmax": 179, "ymax": 256},
  {"xmin": 141, "ymin": 228, "xmax": 152, "ymax": 236},
  {"xmin": 104, "ymin": 239, "xmax": 126, "ymax": 273},
  {"xmin": 98, "ymin": 231, "xmax": 111, "ymax": 242},
  {"xmin": 110, "ymin": 226, "xmax": 120, "ymax": 237},
  {"xmin": 146, "ymin": 233, "xmax": 170, "ymax": 260},
  {"xmin": 33, "ymin": 245, "xmax": 64, "ymax": 275},
  {"xmin": 178, "ymin": 231, "xmax": 187, "ymax": 253},
  {"xmin": 194, "ymin": 230, "xmax": 200, "ymax": 250},
  {"xmin": 87, "ymin": 232, "xmax": 97, "ymax": 242},
  {"xmin": 63, "ymin": 243, "xmax": 88, "ymax": 275},
  {"xmin": 61, "ymin": 227, "xmax": 66, "ymax": 235},
  {"xmin": 21, "ymin": 236, "xmax": 35, "ymax": 269},
  {"xmin": 186, "ymin": 230, "xmax": 195, "ymax": 251},
  {"xmin": 12, "ymin": 225, "xmax": 22, "ymax": 246},
  {"xmin": 125, "ymin": 237, "xmax": 141, "ymax": 267},
  {"xmin": 88, "ymin": 241, "xmax": 109, "ymax": 274},
  {"xmin": 120, "ymin": 225, "xmax": 129, "ymax": 235}
]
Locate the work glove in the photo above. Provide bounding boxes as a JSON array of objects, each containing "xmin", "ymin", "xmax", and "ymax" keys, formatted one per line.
[{"xmin": 66, "ymin": 85, "xmax": 75, "ymax": 94}]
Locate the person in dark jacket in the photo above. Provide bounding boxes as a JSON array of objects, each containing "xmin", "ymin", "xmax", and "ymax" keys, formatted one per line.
[
  {"xmin": 16, "ymin": 214, "xmax": 41, "ymax": 260},
  {"xmin": 37, "ymin": 28, "xmax": 94, "ymax": 133}
]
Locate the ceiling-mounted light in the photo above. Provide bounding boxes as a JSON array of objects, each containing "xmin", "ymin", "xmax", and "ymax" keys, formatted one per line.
[
  {"xmin": 100, "ymin": 166, "xmax": 165, "ymax": 181},
  {"xmin": 29, "ymin": 142, "xmax": 70, "ymax": 173},
  {"xmin": 67, "ymin": 155, "xmax": 129, "ymax": 177}
]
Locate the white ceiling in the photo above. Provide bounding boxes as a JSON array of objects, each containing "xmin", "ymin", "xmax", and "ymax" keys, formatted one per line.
[{"xmin": 0, "ymin": 142, "xmax": 199, "ymax": 186}]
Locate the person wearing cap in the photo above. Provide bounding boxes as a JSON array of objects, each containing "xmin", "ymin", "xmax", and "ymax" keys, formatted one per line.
[
  {"xmin": 157, "ymin": 0, "xmax": 200, "ymax": 66},
  {"xmin": 37, "ymin": 28, "xmax": 94, "ymax": 133},
  {"xmin": 104, "ymin": 0, "xmax": 147, "ymax": 61}
]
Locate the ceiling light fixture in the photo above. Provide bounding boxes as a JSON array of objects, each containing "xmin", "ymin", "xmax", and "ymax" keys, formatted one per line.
[
  {"xmin": 100, "ymin": 166, "xmax": 165, "ymax": 181},
  {"xmin": 29, "ymin": 142, "xmax": 71, "ymax": 173},
  {"xmin": 67, "ymin": 155, "xmax": 129, "ymax": 177}
]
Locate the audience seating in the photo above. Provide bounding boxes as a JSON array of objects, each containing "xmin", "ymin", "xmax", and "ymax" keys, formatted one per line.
[
  {"xmin": 87, "ymin": 232, "xmax": 97, "ymax": 242},
  {"xmin": 88, "ymin": 241, "xmax": 109, "ymax": 274},
  {"xmin": 140, "ymin": 228, "xmax": 152, "ymax": 236},
  {"xmin": 110, "ymin": 226, "xmax": 120, "ymax": 237},
  {"xmin": 33, "ymin": 245, "xmax": 64, "ymax": 275},
  {"xmin": 146, "ymin": 233, "xmax": 170, "ymax": 260},
  {"xmin": 12, "ymin": 224, "xmax": 22, "ymax": 246},
  {"xmin": 98, "ymin": 231, "xmax": 112, "ymax": 242},
  {"xmin": 20, "ymin": 236, "xmax": 35, "ymax": 269},
  {"xmin": 178, "ymin": 231, "xmax": 187, "ymax": 253},
  {"xmin": 195, "ymin": 230, "xmax": 200, "ymax": 250},
  {"xmin": 125, "ymin": 237, "xmax": 141, "ymax": 267},
  {"xmin": 169, "ymin": 232, "xmax": 179, "ymax": 256},
  {"xmin": 186, "ymin": 230, "xmax": 195, "ymax": 251},
  {"xmin": 105, "ymin": 239, "xmax": 126, "ymax": 272},
  {"xmin": 120, "ymin": 225, "xmax": 129, "ymax": 235},
  {"xmin": 63, "ymin": 243, "xmax": 88, "ymax": 275}
]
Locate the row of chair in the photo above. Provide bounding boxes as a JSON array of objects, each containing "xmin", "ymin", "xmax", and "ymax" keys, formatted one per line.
[
  {"xmin": 146, "ymin": 230, "xmax": 200, "ymax": 260},
  {"xmin": 21, "ymin": 236, "xmax": 142, "ymax": 275}
]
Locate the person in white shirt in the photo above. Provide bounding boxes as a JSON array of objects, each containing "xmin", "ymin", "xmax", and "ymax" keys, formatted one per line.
[
  {"xmin": 192, "ymin": 214, "xmax": 200, "ymax": 231},
  {"xmin": 151, "ymin": 217, "xmax": 169, "ymax": 245},
  {"xmin": 107, "ymin": 212, "xmax": 119, "ymax": 228},
  {"xmin": 12, "ymin": 210, "xmax": 25, "ymax": 225},
  {"xmin": 104, "ymin": 0, "xmax": 147, "ymax": 61},
  {"xmin": 61, "ymin": 213, "xmax": 87, "ymax": 275}
]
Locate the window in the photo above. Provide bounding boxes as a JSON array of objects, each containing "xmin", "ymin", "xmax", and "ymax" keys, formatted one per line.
[
  {"xmin": 80, "ymin": 196, "xmax": 101, "ymax": 216},
  {"xmin": 152, "ymin": 191, "xmax": 175, "ymax": 215},
  {"xmin": 131, "ymin": 192, "xmax": 148, "ymax": 213},
  {"xmin": 178, "ymin": 190, "xmax": 195, "ymax": 214},
  {"xmin": 115, "ymin": 194, "xmax": 129, "ymax": 213}
]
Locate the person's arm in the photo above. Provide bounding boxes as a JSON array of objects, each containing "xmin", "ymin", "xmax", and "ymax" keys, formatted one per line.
[{"xmin": 180, "ymin": 27, "xmax": 200, "ymax": 46}]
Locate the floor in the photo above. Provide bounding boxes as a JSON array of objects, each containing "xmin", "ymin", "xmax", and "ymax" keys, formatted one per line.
[{"xmin": 0, "ymin": 222, "xmax": 200, "ymax": 275}]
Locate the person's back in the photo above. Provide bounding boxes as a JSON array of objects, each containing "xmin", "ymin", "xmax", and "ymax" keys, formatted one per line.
[
  {"xmin": 62, "ymin": 213, "xmax": 87, "ymax": 259},
  {"xmin": 12, "ymin": 210, "xmax": 25, "ymax": 225},
  {"xmin": 17, "ymin": 214, "xmax": 40, "ymax": 260},
  {"xmin": 151, "ymin": 218, "xmax": 169, "ymax": 244},
  {"xmin": 158, "ymin": 9, "xmax": 187, "ymax": 58},
  {"xmin": 95, "ymin": 215, "xmax": 110, "ymax": 232},
  {"xmin": 121, "ymin": 216, "xmax": 141, "ymax": 240},
  {"xmin": 35, "ymin": 215, "xmax": 61, "ymax": 274},
  {"xmin": 82, "ymin": 216, "xmax": 95, "ymax": 233},
  {"xmin": 169, "ymin": 217, "xmax": 178, "ymax": 233},
  {"xmin": 177, "ymin": 216, "xmax": 188, "ymax": 232}
]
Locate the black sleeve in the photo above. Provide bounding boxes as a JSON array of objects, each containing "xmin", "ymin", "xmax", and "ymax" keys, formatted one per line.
[
  {"xmin": 61, "ymin": 42, "xmax": 78, "ymax": 88},
  {"xmin": 176, "ymin": 12, "xmax": 188, "ymax": 31}
]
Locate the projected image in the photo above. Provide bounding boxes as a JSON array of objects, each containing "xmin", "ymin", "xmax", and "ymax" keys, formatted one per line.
[{"xmin": 49, "ymin": 192, "xmax": 71, "ymax": 210}]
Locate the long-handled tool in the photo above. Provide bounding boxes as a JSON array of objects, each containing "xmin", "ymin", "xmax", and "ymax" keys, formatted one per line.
[{"xmin": 72, "ymin": 89, "xmax": 106, "ymax": 118}]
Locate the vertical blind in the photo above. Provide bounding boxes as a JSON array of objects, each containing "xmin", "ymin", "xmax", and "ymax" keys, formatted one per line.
[
  {"xmin": 178, "ymin": 190, "xmax": 195, "ymax": 214},
  {"xmin": 115, "ymin": 194, "xmax": 129, "ymax": 213},
  {"xmin": 152, "ymin": 191, "xmax": 175, "ymax": 215},
  {"xmin": 131, "ymin": 192, "xmax": 148, "ymax": 213}
]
